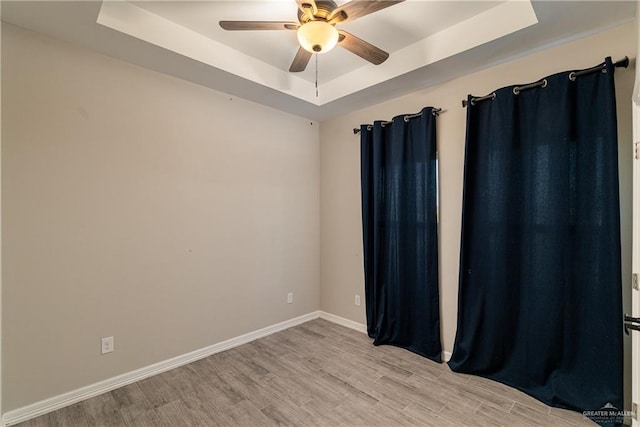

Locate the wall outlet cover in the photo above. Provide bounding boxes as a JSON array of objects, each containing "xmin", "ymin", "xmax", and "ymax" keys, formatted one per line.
[{"xmin": 101, "ymin": 336, "xmax": 114, "ymax": 354}]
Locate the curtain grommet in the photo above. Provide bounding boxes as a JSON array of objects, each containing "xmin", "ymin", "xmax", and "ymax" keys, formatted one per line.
[
  {"xmin": 513, "ymin": 86, "xmax": 520, "ymax": 95},
  {"xmin": 569, "ymin": 72, "xmax": 576, "ymax": 81},
  {"xmin": 404, "ymin": 116, "xmax": 410, "ymax": 123},
  {"xmin": 469, "ymin": 93, "xmax": 495, "ymax": 106},
  {"xmin": 541, "ymin": 78, "xmax": 548, "ymax": 88}
]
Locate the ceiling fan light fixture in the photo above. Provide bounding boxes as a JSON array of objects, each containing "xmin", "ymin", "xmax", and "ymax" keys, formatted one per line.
[{"xmin": 297, "ymin": 21, "xmax": 339, "ymax": 54}]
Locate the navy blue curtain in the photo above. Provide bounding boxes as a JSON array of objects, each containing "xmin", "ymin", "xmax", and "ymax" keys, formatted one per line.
[
  {"xmin": 448, "ymin": 58, "xmax": 623, "ymax": 415},
  {"xmin": 360, "ymin": 106, "xmax": 441, "ymax": 362}
]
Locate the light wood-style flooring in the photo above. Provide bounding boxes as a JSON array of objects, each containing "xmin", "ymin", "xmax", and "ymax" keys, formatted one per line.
[{"xmin": 18, "ymin": 319, "xmax": 596, "ymax": 426}]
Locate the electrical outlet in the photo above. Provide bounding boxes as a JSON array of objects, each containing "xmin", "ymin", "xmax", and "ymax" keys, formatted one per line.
[
  {"xmin": 287, "ymin": 292, "xmax": 293, "ymax": 304},
  {"xmin": 101, "ymin": 336, "xmax": 114, "ymax": 355},
  {"xmin": 355, "ymin": 295, "xmax": 361, "ymax": 306}
]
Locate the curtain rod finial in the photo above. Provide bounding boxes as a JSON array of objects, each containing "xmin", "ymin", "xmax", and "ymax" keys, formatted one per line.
[{"xmin": 614, "ymin": 56, "xmax": 629, "ymax": 68}]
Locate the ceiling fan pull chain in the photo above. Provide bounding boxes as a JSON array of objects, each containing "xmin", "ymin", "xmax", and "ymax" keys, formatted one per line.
[{"xmin": 315, "ymin": 53, "xmax": 319, "ymax": 98}]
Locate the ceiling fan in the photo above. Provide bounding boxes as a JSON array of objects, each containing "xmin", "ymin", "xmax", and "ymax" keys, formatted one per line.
[{"xmin": 219, "ymin": 0, "xmax": 404, "ymax": 73}]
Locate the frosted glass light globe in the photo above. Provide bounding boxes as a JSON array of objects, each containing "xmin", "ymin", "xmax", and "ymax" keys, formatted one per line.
[{"xmin": 297, "ymin": 21, "xmax": 339, "ymax": 54}]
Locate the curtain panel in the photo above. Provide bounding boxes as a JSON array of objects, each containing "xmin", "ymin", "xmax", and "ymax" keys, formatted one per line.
[
  {"xmin": 360, "ymin": 106, "xmax": 442, "ymax": 362},
  {"xmin": 448, "ymin": 58, "xmax": 623, "ymax": 415}
]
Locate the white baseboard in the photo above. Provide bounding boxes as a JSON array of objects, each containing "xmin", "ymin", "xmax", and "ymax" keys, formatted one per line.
[
  {"xmin": 2, "ymin": 311, "xmax": 321, "ymax": 426},
  {"xmin": 318, "ymin": 311, "xmax": 368, "ymax": 333},
  {"xmin": 316, "ymin": 312, "xmax": 453, "ymax": 363},
  {"xmin": 2, "ymin": 310, "xmax": 449, "ymax": 426}
]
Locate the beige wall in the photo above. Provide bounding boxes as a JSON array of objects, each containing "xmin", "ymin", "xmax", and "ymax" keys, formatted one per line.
[
  {"xmin": 2, "ymin": 24, "xmax": 320, "ymax": 411},
  {"xmin": 320, "ymin": 22, "xmax": 635, "ymax": 409}
]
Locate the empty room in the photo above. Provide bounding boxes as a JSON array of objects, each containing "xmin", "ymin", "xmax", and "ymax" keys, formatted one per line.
[{"xmin": 1, "ymin": 0, "xmax": 639, "ymax": 426}]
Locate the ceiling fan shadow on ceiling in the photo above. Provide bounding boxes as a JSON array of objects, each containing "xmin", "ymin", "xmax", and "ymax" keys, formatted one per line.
[{"xmin": 219, "ymin": 0, "xmax": 404, "ymax": 73}]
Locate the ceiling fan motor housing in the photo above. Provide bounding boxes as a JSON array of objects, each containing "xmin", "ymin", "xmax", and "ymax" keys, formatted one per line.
[{"xmin": 298, "ymin": 0, "xmax": 338, "ymax": 23}]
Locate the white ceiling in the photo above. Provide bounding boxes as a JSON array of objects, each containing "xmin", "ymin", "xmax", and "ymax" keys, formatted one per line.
[
  {"xmin": 1, "ymin": 1, "xmax": 637, "ymax": 120},
  {"xmin": 130, "ymin": 0, "xmax": 505, "ymax": 83}
]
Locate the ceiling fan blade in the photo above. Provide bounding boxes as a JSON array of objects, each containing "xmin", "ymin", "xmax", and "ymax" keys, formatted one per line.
[
  {"xmin": 289, "ymin": 47, "xmax": 313, "ymax": 72},
  {"xmin": 296, "ymin": 0, "xmax": 318, "ymax": 21},
  {"xmin": 219, "ymin": 21, "xmax": 298, "ymax": 31},
  {"xmin": 329, "ymin": 0, "xmax": 404, "ymax": 24},
  {"xmin": 338, "ymin": 30, "xmax": 389, "ymax": 65}
]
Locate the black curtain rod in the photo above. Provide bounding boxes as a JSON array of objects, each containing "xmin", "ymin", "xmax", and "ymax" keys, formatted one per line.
[
  {"xmin": 461, "ymin": 56, "xmax": 629, "ymax": 108},
  {"xmin": 353, "ymin": 108, "xmax": 442, "ymax": 135}
]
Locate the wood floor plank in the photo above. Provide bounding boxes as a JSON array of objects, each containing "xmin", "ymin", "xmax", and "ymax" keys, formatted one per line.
[
  {"xmin": 548, "ymin": 406, "xmax": 597, "ymax": 426},
  {"xmin": 224, "ymin": 399, "xmax": 275, "ymax": 426},
  {"xmin": 382, "ymin": 351, "xmax": 444, "ymax": 382},
  {"xmin": 370, "ymin": 401, "xmax": 425, "ymax": 427},
  {"xmin": 436, "ymin": 370, "xmax": 516, "ymax": 413},
  {"xmin": 303, "ymin": 355, "xmax": 355, "ymax": 380},
  {"xmin": 466, "ymin": 374, "xmax": 552, "ymax": 414},
  {"xmin": 110, "ymin": 383, "xmax": 147, "ymax": 407},
  {"xmin": 110, "ymin": 383, "xmax": 154, "ymax": 426},
  {"xmin": 17, "ymin": 319, "xmax": 596, "ymax": 427},
  {"xmin": 196, "ymin": 398, "xmax": 239, "ymax": 426},
  {"xmin": 50, "ymin": 402, "xmax": 92, "ymax": 427},
  {"xmin": 510, "ymin": 402, "xmax": 578, "ymax": 427},
  {"xmin": 471, "ymin": 403, "xmax": 528, "ymax": 426},
  {"xmin": 335, "ymin": 340, "xmax": 420, "ymax": 381},
  {"xmin": 340, "ymin": 371, "xmax": 409, "ymax": 411},
  {"xmin": 378, "ymin": 374, "xmax": 450, "ymax": 412},
  {"xmin": 402, "ymin": 401, "xmax": 453, "ymax": 427},
  {"xmin": 260, "ymin": 398, "xmax": 311, "ymax": 427},
  {"xmin": 298, "ymin": 398, "xmax": 346, "ymax": 426},
  {"xmin": 440, "ymin": 402, "xmax": 501, "ymax": 427},
  {"xmin": 79, "ymin": 392, "xmax": 126, "ymax": 426},
  {"xmin": 16, "ymin": 413, "xmax": 58, "ymax": 427},
  {"xmin": 135, "ymin": 372, "xmax": 180, "ymax": 409},
  {"xmin": 152, "ymin": 400, "xmax": 213, "ymax": 427}
]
